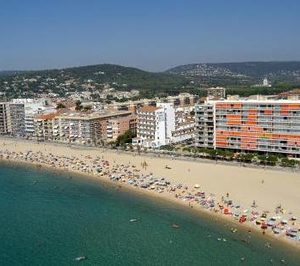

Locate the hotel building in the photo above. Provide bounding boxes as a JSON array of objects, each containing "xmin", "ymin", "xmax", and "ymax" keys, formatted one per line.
[
  {"xmin": 195, "ymin": 100, "xmax": 300, "ymax": 155},
  {"xmin": 133, "ymin": 103, "xmax": 194, "ymax": 148}
]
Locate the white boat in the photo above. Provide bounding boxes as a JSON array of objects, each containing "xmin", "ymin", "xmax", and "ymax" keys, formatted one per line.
[{"xmin": 75, "ymin": 256, "xmax": 87, "ymax": 261}]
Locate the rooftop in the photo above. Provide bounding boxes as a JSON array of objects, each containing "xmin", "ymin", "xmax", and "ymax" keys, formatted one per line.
[
  {"xmin": 206, "ymin": 99, "xmax": 300, "ymax": 104},
  {"xmin": 59, "ymin": 110, "xmax": 132, "ymax": 120},
  {"xmin": 139, "ymin": 106, "xmax": 160, "ymax": 112}
]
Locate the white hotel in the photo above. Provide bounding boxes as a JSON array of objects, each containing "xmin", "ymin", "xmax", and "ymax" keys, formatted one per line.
[{"xmin": 133, "ymin": 103, "xmax": 194, "ymax": 148}]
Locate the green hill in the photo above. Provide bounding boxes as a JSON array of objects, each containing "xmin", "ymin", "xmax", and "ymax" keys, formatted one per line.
[
  {"xmin": 0, "ymin": 64, "xmax": 189, "ymax": 99},
  {"xmin": 1, "ymin": 62, "xmax": 300, "ymax": 99},
  {"xmin": 166, "ymin": 61, "xmax": 300, "ymax": 86}
]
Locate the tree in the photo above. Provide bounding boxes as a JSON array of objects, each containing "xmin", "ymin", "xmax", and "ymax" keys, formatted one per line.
[
  {"xmin": 83, "ymin": 105, "xmax": 92, "ymax": 111},
  {"xmin": 115, "ymin": 130, "xmax": 136, "ymax": 146},
  {"xmin": 56, "ymin": 103, "xmax": 66, "ymax": 109},
  {"xmin": 280, "ymin": 158, "xmax": 298, "ymax": 168},
  {"xmin": 75, "ymin": 100, "xmax": 83, "ymax": 111},
  {"xmin": 237, "ymin": 153, "xmax": 255, "ymax": 163}
]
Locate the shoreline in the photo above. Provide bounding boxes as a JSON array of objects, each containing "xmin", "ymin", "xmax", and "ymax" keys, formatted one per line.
[
  {"xmin": 1, "ymin": 137, "xmax": 300, "ymax": 253},
  {"xmin": 1, "ymin": 136, "xmax": 299, "ymax": 174},
  {"xmin": 1, "ymin": 157, "xmax": 300, "ymax": 254}
]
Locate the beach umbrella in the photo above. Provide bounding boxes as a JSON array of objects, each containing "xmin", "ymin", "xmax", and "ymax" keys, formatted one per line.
[{"xmin": 194, "ymin": 184, "xmax": 200, "ymax": 189}]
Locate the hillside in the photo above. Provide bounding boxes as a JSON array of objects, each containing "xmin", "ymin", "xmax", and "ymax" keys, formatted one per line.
[
  {"xmin": 1, "ymin": 62, "xmax": 300, "ymax": 100},
  {"xmin": 166, "ymin": 61, "xmax": 300, "ymax": 86},
  {"xmin": 0, "ymin": 64, "xmax": 189, "ymax": 99}
]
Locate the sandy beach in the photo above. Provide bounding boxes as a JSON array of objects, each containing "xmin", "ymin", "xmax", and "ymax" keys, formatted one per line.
[{"xmin": 1, "ymin": 137, "xmax": 300, "ymax": 249}]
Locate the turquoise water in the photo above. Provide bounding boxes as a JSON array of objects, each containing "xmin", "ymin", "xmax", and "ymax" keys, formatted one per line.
[{"xmin": 0, "ymin": 163, "xmax": 299, "ymax": 266}]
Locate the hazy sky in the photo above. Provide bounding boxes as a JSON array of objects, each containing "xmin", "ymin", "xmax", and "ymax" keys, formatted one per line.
[{"xmin": 1, "ymin": 0, "xmax": 300, "ymax": 71}]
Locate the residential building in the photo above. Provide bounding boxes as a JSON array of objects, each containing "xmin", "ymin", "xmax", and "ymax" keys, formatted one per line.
[
  {"xmin": 106, "ymin": 114, "xmax": 136, "ymax": 142},
  {"xmin": 166, "ymin": 93, "xmax": 199, "ymax": 106},
  {"xmin": 207, "ymin": 87, "xmax": 226, "ymax": 100},
  {"xmin": 57, "ymin": 111, "xmax": 135, "ymax": 145},
  {"xmin": 195, "ymin": 100, "xmax": 300, "ymax": 155},
  {"xmin": 34, "ymin": 112, "xmax": 60, "ymax": 142},
  {"xmin": 12, "ymin": 98, "xmax": 55, "ymax": 138},
  {"xmin": 0, "ymin": 102, "xmax": 25, "ymax": 136},
  {"xmin": 0, "ymin": 103, "xmax": 9, "ymax": 134},
  {"xmin": 195, "ymin": 103, "xmax": 214, "ymax": 148},
  {"xmin": 8, "ymin": 103, "xmax": 26, "ymax": 137}
]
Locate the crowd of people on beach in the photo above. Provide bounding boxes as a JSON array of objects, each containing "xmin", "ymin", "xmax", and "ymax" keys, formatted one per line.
[{"xmin": 0, "ymin": 147, "xmax": 300, "ymax": 247}]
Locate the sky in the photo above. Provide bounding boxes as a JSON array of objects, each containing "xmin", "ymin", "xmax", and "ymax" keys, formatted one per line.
[{"xmin": 0, "ymin": 0, "xmax": 300, "ymax": 72}]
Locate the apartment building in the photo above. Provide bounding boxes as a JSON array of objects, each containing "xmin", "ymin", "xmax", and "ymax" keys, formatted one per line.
[
  {"xmin": 166, "ymin": 93, "xmax": 199, "ymax": 107},
  {"xmin": 0, "ymin": 103, "xmax": 9, "ymax": 134},
  {"xmin": 207, "ymin": 87, "xmax": 226, "ymax": 100},
  {"xmin": 195, "ymin": 104, "xmax": 214, "ymax": 148},
  {"xmin": 195, "ymin": 100, "xmax": 300, "ymax": 155},
  {"xmin": 106, "ymin": 115, "xmax": 136, "ymax": 142},
  {"xmin": 34, "ymin": 112, "xmax": 60, "ymax": 142},
  {"xmin": 133, "ymin": 103, "xmax": 194, "ymax": 148},
  {"xmin": 58, "ymin": 113, "xmax": 102, "ymax": 145},
  {"xmin": 0, "ymin": 102, "xmax": 25, "ymax": 136},
  {"xmin": 12, "ymin": 98, "xmax": 55, "ymax": 138}
]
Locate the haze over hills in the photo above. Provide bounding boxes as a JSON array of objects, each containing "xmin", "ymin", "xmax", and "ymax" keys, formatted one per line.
[
  {"xmin": 1, "ymin": 61, "xmax": 300, "ymax": 99},
  {"xmin": 166, "ymin": 61, "xmax": 300, "ymax": 86}
]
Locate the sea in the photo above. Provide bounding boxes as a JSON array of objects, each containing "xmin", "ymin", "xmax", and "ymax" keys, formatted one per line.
[{"xmin": 0, "ymin": 162, "xmax": 299, "ymax": 266}]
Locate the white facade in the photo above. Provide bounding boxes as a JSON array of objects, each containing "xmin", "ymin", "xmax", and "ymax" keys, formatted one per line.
[
  {"xmin": 12, "ymin": 99, "xmax": 55, "ymax": 137},
  {"xmin": 133, "ymin": 103, "xmax": 194, "ymax": 148}
]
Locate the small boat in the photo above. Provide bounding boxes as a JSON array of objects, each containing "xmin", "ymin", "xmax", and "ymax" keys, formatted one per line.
[
  {"xmin": 172, "ymin": 223, "xmax": 180, "ymax": 229},
  {"xmin": 130, "ymin": 219, "xmax": 138, "ymax": 222},
  {"xmin": 231, "ymin": 228, "xmax": 238, "ymax": 233},
  {"xmin": 74, "ymin": 256, "xmax": 87, "ymax": 261}
]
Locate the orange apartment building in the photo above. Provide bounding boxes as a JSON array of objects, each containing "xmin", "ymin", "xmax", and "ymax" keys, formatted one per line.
[{"xmin": 195, "ymin": 100, "xmax": 300, "ymax": 155}]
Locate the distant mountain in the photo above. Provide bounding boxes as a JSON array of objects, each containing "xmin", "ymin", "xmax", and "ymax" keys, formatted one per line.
[
  {"xmin": 0, "ymin": 71, "xmax": 25, "ymax": 77},
  {"xmin": 166, "ymin": 61, "xmax": 300, "ymax": 86}
]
